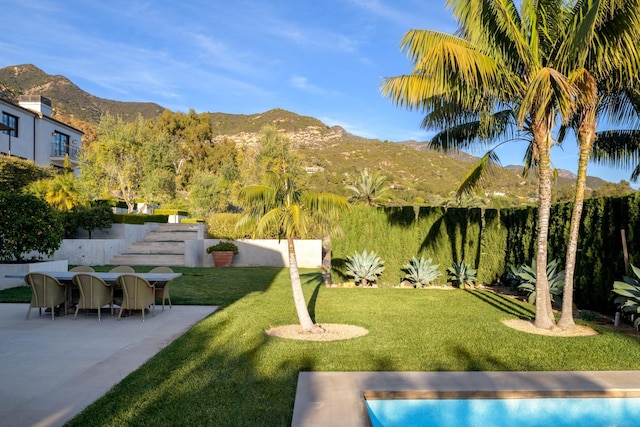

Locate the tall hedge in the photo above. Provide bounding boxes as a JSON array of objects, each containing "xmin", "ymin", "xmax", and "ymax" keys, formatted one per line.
[{"xmin": 332, "ymin": 193, "xmax": 640, "ymax": 313}]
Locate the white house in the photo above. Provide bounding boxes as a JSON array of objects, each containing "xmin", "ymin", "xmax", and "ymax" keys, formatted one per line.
[{"xmin": 0, "ymin": 95, "xmax": 83, "ymax": 174}]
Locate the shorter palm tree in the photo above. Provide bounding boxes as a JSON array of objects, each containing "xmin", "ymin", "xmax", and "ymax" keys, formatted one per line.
[
  {"xmin": 345, "ymin": 169, "xmax": 391, "ymax": 206},
  {"xmin": 237, "ymin": 171, "xmax": 349, "ymax": 333}
]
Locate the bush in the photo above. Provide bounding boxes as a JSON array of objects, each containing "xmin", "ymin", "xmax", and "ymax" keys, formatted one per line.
[
  {"xmin": 154, "ymin": 209, "xmax": 189, "ymax": 216},
  {"xmin": 206, "ymin": 241, "xmax": 239, "ymax": 254},
  {"xmin": 0, "ymin": 192, "xmax": 64, "ymax": 262},
  {"xmin": 113, "ymin": 213, "xmax": 168, "ymax": 224}
]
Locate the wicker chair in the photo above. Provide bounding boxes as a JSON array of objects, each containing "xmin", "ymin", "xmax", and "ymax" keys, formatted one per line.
[
  {"xmin": 149, "ymin": 266, "xmax": 173, "ymax": 312},
  {"xmin": 25, "ymin": 272, "xmax": 68, "ymax": 320},
  {"xmin": 109, "ymin": 266, "xmax": 135, "ymax": 273},
  {"xmin": 69, "ymin": 266, "xmax": 95, "ymax": 272},
  {"xmin": 72, "ymin": 273, "xmax": 114, "ymax": 321},
  {"xmin": 116, "ymin": 274, "xmax": 155, "ymax": 321}
]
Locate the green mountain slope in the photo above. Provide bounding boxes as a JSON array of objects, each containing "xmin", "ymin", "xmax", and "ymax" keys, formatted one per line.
[
  {"xmin": 0, "ymin": 63, "xmax": 612, "ymax": 204},
  {"xmin": 0, "ymin": 64, "xmax": 165, "ymax": 123}
]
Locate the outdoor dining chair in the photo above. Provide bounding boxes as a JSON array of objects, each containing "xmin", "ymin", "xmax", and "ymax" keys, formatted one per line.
[
  {"xmin": 24, "ymin": 272, "xmax": 67, "ymax": 320},
  {"xmin": 116, "ymin": 274, "xmax": 155, "ymax": 322},
  {"xmin": 149, "ymin": 266, "xmax": 173, "ymax": 311},
  {"xmin": 72, "ymin": 273, "xmax": 114, "ymax": 321},
  {"xmin": 69, "ymin": 266, "xmax": 95, "ymax": 272},
  {"xmin": 109, "ymin": 265, "xmax": 135, "ymax": 273}
]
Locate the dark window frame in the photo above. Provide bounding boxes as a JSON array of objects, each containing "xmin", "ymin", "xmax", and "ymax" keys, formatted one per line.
[
  {"xmin": 53, "ymin": 130, "xmax": 70, "ymax": 156},
  {"xmin": 2, "ymin": 112, "xmax": 18, "ymax": 137}
]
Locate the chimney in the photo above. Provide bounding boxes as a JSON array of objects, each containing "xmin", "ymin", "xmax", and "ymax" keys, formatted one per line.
[{"xmin": 19, "ymin": 95, "xmax": 52, "ymax": 117}]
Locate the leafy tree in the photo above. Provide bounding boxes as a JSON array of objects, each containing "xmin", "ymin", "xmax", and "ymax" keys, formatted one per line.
[
  {"xmin": 237, "ymin": 171, "xmax": 349, "ymax": 333},
  {"xmin": 74, "ymin": 201, "xmax": 113, "ymax": 239},
  {"xmin": 81, "ymin": 114, "xmax": 178, "ymax": 211},
  {"xmin": 345, "ymin": 169, "xmax": 391, "ymax": 206},
  {"xmin": 188, "ymin": 170, "xmax": 229, "ymax": 217},
  {"xmin": 592, "ymin": 180, "xmax": 635, "ymax": 198},
  {"xmin": 0, "ymin": 192, "xmax": 64, "ymax": 262}
]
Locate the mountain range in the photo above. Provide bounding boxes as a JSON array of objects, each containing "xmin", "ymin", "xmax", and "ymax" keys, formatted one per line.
[{"xmin": 0, "ymin": 64, "xmax": 609, "ymax": 205}]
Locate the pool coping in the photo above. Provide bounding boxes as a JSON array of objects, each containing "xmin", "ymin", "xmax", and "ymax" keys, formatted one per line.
[{"xmin": 291, "ymin": 371, "xmax": 640, "ymax": 426}]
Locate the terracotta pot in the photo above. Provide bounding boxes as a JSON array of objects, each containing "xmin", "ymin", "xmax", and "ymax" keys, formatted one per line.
[{"xmin": 211, "ymin": 251, "xmax": 234, "ymax": 267}]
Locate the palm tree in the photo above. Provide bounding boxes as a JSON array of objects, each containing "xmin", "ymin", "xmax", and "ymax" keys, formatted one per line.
[
  {"xmin": 237, "ymin": 171, "xmax": 350, "ymax": 333},
  {"xmin": 345, "ymin": 169, "xmax": 391, "ymax": 206},
  {"xmin": 382, "ymin": 0, "xmax": 576, "ymax": 329},
  {"xmin": 541, "ymin": 1, "xmax": 640, "ymax": 328}
]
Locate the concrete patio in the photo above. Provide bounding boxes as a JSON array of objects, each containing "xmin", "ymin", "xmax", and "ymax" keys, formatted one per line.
[{"xmin": 0, "ymin": 303, "xmax": 217, "ymax": 427}]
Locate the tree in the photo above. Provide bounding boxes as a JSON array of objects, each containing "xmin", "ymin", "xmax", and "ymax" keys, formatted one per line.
[
  {"xmin": 0, "ymin": 192, "xmax": 64, "ymax": 262},
  {"xmin": 345, "ymin": 169, "xmax": 391, "ymax": 206},
  {"xmin": 382, "ymin": 0, "xmax": 577, "ymax": 328},
  {"xmin": 26, "ymin": 157, "xmax": 82, "ymax": 211},
  {"xmin": 552, "ymin": 1, "xmax": 640, "ymax": 328},
  {"xmin": 237, "ymin": 171, "xmax": 349, "ymax": 333}
]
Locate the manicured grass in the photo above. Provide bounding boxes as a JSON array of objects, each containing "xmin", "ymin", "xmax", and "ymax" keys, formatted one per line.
[{"xmin": 2, "ymin": 268, "xmax": 639, "ymax": 426}]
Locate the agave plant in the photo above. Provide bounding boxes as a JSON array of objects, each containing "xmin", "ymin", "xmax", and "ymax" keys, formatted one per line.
[
  {"xmin": 517, "ymin": 258, "xmax": 565, "ymax": 306},
  {"xmin": 402, "ymin": 256, "xmax": 441, "ymax": 288},
  {"xmin": 502, "ymin": 264, "xmax": 524, "ymax": 290},
  {"xmin": 446, "ymin": 261, "xmax": 477, "ymax": 289},
  {"xmin": 612, "ymin": 264, "xmax": 640, "ymax": 331},
  {"xmin": 345, "ymin": 249, "xmax": 385, "ymax": 287}
]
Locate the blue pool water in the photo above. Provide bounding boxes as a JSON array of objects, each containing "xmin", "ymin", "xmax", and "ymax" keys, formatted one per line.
[{"xmin": 366, "ymin": 397, "xmax": 640, "ymax": 427}]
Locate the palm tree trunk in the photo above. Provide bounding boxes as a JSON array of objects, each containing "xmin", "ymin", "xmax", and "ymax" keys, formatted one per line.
[
  {"xmin": 533, "ymin": 136, "xmax": 556, "ymax": 329},
  {"xmin": 322, "ymin": 235, "xmax": 332, "ymax": 287},
  {"xmin": 288, "ymin": 238, "xmax": 324, "ymax": 333},
  {"xmin": 558, "ymin": 131, "xmax": 594, "ymax": 328}
]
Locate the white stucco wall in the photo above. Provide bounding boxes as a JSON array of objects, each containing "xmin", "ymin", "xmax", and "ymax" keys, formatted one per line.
[{"xmin": 198, "ymin": 239, "xmax": 322, "ymax": 268}]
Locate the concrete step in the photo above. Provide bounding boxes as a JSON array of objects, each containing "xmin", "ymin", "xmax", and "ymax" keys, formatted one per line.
[
  {"xmin": 144, "ymin": 231, "xmax": 200, "ymax": 241},
  {"xmin": 110, "ymin": 254, "xmax": 185, "ymax": 266},
  {"xmin": 155, "ymin": 223, "xmax": 202, "ymax": 232},
  {"xmin": 127, "ymin": 241, "xmax": 185, "ymax": 254}
]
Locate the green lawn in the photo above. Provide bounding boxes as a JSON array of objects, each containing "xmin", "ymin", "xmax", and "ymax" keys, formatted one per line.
[{"xmin": 2, "ymin": 267, "xmax": 638, "ymax": 426}]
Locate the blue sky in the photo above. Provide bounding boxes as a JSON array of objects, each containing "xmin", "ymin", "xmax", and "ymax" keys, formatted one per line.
[{"xmin": 1, "ymin": 0, "xmax": 636, "ymax": 184}]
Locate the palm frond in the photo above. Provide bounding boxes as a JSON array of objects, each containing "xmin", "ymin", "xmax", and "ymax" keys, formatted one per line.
[
  {"xmin": 591, "ymin": 130, "xmax": 640, "ymax": 174},
  {"xmin": 456, "ymin": 149, "xmax": 501, "ymax": 197}
]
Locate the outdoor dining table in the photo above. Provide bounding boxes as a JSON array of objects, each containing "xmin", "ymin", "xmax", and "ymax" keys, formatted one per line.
[
  {"xmin": 4, "ymin": 271, "xmax": 182, "ymax": 285},
  {"xmin": 4, "ymin": 271, "xmax": 182, "ymax": 315}
]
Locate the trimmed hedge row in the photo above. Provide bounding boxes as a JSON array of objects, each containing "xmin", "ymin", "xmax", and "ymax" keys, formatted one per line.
[
  {"xmin": 333, "ymin": 193, "xmax": 640, "ymax": 313},
  {"xmin": 112, "ymin": 214, "xmax": 169, "ymax": 224}
]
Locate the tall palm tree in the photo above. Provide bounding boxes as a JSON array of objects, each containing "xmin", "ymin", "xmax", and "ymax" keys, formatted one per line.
[
  {"xmin": 237, "ymin": 171, "xmax": 350, "ymax": 333},
  {"xmin": 382, "ymin": 0, "xmax": 575, "ymax": 329},
  {"xmin": 537, "ymin": 1, "xmax": 640, "ymax": 328}
]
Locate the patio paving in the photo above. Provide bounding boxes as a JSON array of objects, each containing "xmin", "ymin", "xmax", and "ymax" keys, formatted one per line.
[{"xmin": 0, "ymin": 303, "xmax": 217, "ymax": 427}]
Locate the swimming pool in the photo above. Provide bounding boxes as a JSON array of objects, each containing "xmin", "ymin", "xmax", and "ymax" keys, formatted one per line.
[
  {"xmin": 366, "ymin": 392, "xmax": 640, "ymax": 427},
  {"xmin": 291, "ymin": 371, "xmax": 640, "ymax": 426}
]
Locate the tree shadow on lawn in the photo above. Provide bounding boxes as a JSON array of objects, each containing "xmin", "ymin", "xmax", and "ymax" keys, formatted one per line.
[{"xmin": 466, "ymin": 289, "xmax": 534, "ymax": 320}]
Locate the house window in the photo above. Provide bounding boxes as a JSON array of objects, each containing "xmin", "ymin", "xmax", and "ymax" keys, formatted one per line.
[
  {"xmin": 1, "ymin": 112, "xmax": 18, "ymax": 137},
  {"xmin": 53, "ymin": 131, "xmax": 70, "ymax": 156}
]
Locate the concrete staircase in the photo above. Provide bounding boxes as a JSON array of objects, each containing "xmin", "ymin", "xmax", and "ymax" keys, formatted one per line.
[{"xmin": 109, "ymin": 223, "xmax": 202, "ymax": 266}]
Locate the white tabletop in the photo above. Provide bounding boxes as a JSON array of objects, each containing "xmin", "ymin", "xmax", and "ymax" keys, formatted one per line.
[{"xmin": 4, "ymin": 271, "xmax": 181, "ymax": 284}]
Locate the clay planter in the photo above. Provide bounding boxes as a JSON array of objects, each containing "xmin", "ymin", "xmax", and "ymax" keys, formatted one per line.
[{"xmin": 211, "ymin": 251, "xmax": 234, "ymax": 267}]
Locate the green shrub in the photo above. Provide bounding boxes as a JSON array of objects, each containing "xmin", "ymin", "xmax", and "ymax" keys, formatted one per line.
[
  {"xmin": 516, "ymin": 258, "xmax": 565, "ymax": 307},
  {"xmin": 206, "ymin": 241, "xmax": 239, "ymax": 254},
  {"xmin": 447, "ymin": 262, "xmax": 477, "ymax": 288},
  {"xmin": 0, "ymin": 192, "xmax": 64, "ymax": 262},
  {"xmin": 345, "ymin": 249, "xmax": 385, "ymax": 287},
  {"xmin": 206, "ymin": 212, "xmax": 244, "ymax": 239},
  {"xmin": 612, "ymin": 264, "xmax": 640, "ymax": 331},
  {"xmin": 112, "ymin": 214, "xmax": 168, "ymax": 224},
  {"xmin": 154, "ymin": 209, "xmax": 189, "ymax": 216},
  {"xmin": 402, "ymin": 256, "xmax": 441, "ymax": 288}
]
